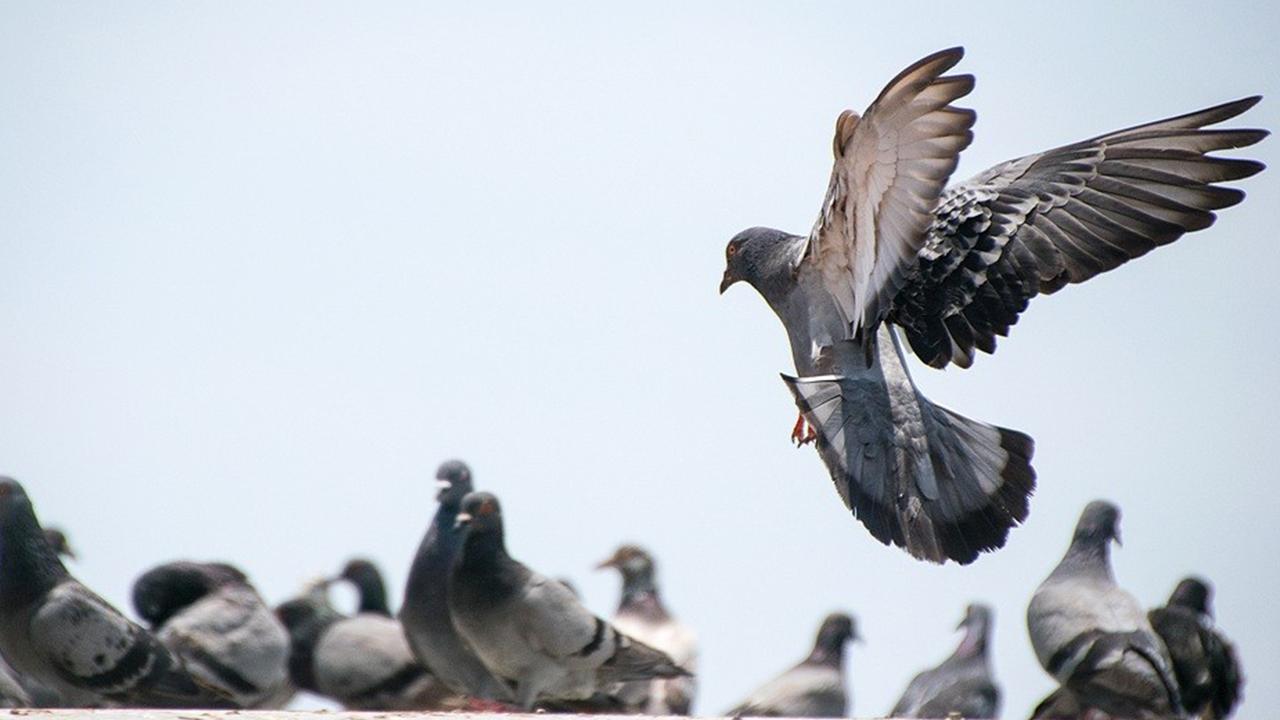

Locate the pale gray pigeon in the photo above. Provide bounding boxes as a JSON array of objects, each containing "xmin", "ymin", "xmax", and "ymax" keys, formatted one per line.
[
  {"xmin": 400, "ymin": 460, "xmax": 513, "ymax": 702},
  {"xmin": 0, "ymin": 478, "xmax": 229, "ymax": 708},
  {"xmin": 889, "ymin": 603, "xmax": 999, "ymax": 718},
  {"xmin": 719, "ymin": 46, "xmax": 1266, "ymax": 564},
  {"xmin": 724, "ymin": 612, "xmax": 858, "ymax": 717},
  {"xmin": 597, "ymin": 544, "xmax": 698, "ymax": 714},
  {"xmin": 1027, "ymin": 500, "xmax": 1184, "ymax": 719},
  {"xmin": 132, "ymin": 561, "xmax": 291, "ymax": 708},
  {"xmin": 1149, "ymin": 577, "xmax": 1243, "ymax": 719},
  {"xmin": 448, "ymin": 492, "xmax": 689, "ymax": 710},
  {"xmin": 276, "ymin": 580, "xmax": 452, "ymax": 710},
  {"xmin": 336, "ymin": 558, "xmax": 391, "ymax": 616}
]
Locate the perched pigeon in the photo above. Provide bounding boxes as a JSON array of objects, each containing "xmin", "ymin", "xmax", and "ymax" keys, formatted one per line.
[
  {"xmin": 0, "ymin": 478, "xmax": 228, "ymax": 708},
  {"xmin": 1149, "ymin": 577, "xmax": 1243, "ymax": 719},
  {"xmin": 336, "ymin": 558, "xmax": 392, "ymax": 616},
  {"xmin": 276, "ymin": 580, "xmax": 451, "ymax": 710},
  {"xmin": 597, "ymin": 544, "xmax": 698, "ymax": 714},
  {"xmin": 889, "ymin": 603, "xmax": 999, "ymax": 719},
  {"xmin": 400, "ymin": 460, "xmax": 514, "ymax": 702},
  {"xmin": 725, "ymin": 612, "xmax": 858, "ymax": 718},
  {"xmin": 448, "ymin": 492, "xmax": 689, "ymax": 710},
  {"xmin": 1027, "ymin": 501, "xmax": 1183, "ymax": 719},
  {"xmin": 719, "ymin": 46, "xmax": 1266, "ymax": 564},
  {"xmin": 132, "ymin": 561, "xmax": 291, "ymax": 708}
]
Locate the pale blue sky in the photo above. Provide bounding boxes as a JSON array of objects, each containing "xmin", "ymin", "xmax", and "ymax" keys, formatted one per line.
[{"xmin": 2, "ymin": 2, "xmax": 1277, "ymax": 718}]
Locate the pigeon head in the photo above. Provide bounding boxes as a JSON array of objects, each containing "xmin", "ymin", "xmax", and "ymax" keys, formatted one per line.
[
  {"xmin": 954, "ymin": 603, "xmax": 993, "ymax": 658},
  {"xmin": 336, "ymin": 557, "xmax": 391, "ymax": 616},
  {"xmin": 1168, "ymin": 576, "xmax": 1214, "ymax": 617},
  {"xmin": 42, "ymin": 527, "xmax": 75, "ymax": 560},
  {"xmin": 435, "ymin": 459, "xmax": 474, "ymax": 505},
  {"xmin": 455, "ymin": 491, "xmax": 503, "ymax": 533},
  {"xmin": 595, "ymin": 543, "xmax": 655, "ymax": 580},
  {"xmin": 719, "ymin": 226, "xmax": 804, "ymax": 300},
  {"xmin": 807, "ymin": 612, "xmax": 859, "ymax": 666},
  {"xmin": 1072, "ymin": 500, "xmax": 1122, "ymax": 546},
  {"xmin": 132, "ymin": 561, "xmax": 248, "ymax": 628},
  {"xmin": 596, "ymin": 544, "xmax": 663, "ymax": 611},
  {"xmin": 0, "ymin": 478, "xmax": 70, "ymax": 599}
]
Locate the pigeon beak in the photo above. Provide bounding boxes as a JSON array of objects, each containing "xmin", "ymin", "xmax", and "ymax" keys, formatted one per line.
[
  {"xmin": 594, "ymin": 557, "xmax": 618, "ymax": 571},
  {"xmin": 454, "ymin": 512, "xmax": 473, "ymax": 530},
  {"xmin": 719, "ymin": 269, "xmax": 739, "ymax": 294},
  {"xmin": 1114, "ymin": 527, "xmax": 1123, "ymax": 547},
  {"xmin": 436, "ymin": 480, "xmax": 453, "ymax": 491}
]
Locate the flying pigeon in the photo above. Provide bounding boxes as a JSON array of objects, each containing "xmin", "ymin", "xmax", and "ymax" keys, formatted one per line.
[
  {"xmin": 719, "ymin": 46, "xmax": 1267, "ymax": 564},
  {"xmin": 1026, "ymin": 500, "xmax": 1183, "ymax": 719},
  {"xmin": 888, "ymin": 603, "xmax": 999, "ymax": 719},
  {"xmin": 132, "ymin": 560, "xmax": 291, "ymax": 708},
  {"xmin": 400, "ymin": 460, "xmax": 515, "ymax": 702},
  {"xmin": 336, "ymin": 558, "xmax": 392, "ymax": 616},
  {"xmin": 724, "ymin": 612, "xmax": 858, "ymax": 718},
  {"xmin": 0, "ymin": 477, "xmax": 229, "ymax": 708},
  {"xmin": 1149, "ymin": 577, "xmax": 1243, "ymax": 719},
  {"xmin": 275, "ymin": 580, "xmax": 452, "ymax": 710},
  {"xmin": 448, "ymin": 491, "xmax": 689, "ymax": 710},
  {"xmin": 596, "ymin": 544, "xmax": 698, "ymax": 714}
]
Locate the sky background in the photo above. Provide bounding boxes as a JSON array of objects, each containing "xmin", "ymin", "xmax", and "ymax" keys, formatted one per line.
[{"xmin": 2, "ymin": 2, "xmax": 1277, "ymax": 718}]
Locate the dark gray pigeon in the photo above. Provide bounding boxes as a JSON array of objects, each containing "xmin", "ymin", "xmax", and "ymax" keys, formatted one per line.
[
  {"xmin": 400, "ymin": 460, "xmax": 514, "ymax": 702},
  {"xmin": 889, "ymin": 603, "xmax": 999, "ymax": 718},
  {"xmin": 276, "ymin": 580, "xmax": 452, "ymax": 710},
  {"xmin": 719, "ymin": 46, "xmax": 1266, "ymax": 564},
  {"xmin": 0, "ymin": 527, "xmax": 77, "ymax": 708},
  {"xmin": 1149, "ymin": 577, "xmax": 1243, "ymax": 719},
  {"xmin": 724, "ymin": 612, "xmax": 858, "ymax": 717},
  {"xmin": 132, "ymin": 561, "xmax": 291, "ymax": 708},
  {"xmin": 597, "ymin": 544, "xmax": 698, "ymax": 714},
  {"xmin": 0, "ymin": 478, "xmax": 229, "ymax": 708},
  {"xmin": 336, "ymin": 558, "xmax": 391, "ymax": 616},
  {"xmin": 448, "ymin": 492, "xmax": 689, "ymax": 710},
  {"xmin": 42, "ymin": 528, "xmax": 75, "ymax": 560},
  {"xmin": 1027, "ymin": 501, "xmax": 1184, "ymax": 719}
]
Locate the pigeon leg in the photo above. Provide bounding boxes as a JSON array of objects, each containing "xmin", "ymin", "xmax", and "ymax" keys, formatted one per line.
[{"xmin": 790, "ymin": 412, "xmax": 818, "ymax": 446}]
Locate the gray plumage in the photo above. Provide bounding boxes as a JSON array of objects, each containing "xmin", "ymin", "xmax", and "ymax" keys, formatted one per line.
[
  {"xmin": 132, "ymin": 561, "xmax": 290, "ymax": 708},
  {"xmin": 0, "ymin": 478, "xmax": 228, "ymax": 708},
  {"xmin": 597, "ymin": 544, "xmax": 698, "ymax": 715},
  {"xmin": 336, "ymin": 558, "xmax": 392, "ymax": 616},
  {"xmin": 725, "ymin": 613, "xmax": 857, "ymax": 718},
  {"xmin": 889, "ymin": 603, "xmax": 999, "ymax": 719},
  {"xmin": 448, "ymin": 492, "xmax": 689, "ymax": 710},
  {"xmin": 276, "ymin": 581, "xmax": 451, "ymax": 710},
  {"xmin": 1149, "ymin": 577, "xmax": 1242, "ymax": 719},
  {"xmin": 720, "ymin": 46, "xmax": 1266, "ymax": 564},
  {"xmin": 400, "ymin": 460, "xmax": 513, "ymax": 702},
  {"xmin": 1027, "ymin": 500, "xmax": 1184, "ymax": 719}
]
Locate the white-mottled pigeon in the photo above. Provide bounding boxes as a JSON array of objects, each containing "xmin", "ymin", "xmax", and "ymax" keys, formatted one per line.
[
  {"xmin": 720, "ymin": 46, "xmax": 1266, "ymax": 564},
  {"xmin": 400, "ymin": 460, "xmax": 514, "ymax": 702},
  {"xmin": 1027, "ymin": 500, "xmax": 1184, "ymax": 719},
  {"xmin": 889, "ymin": 603, "xmax": 999, "ymax": 718},
  {"xmin": 448, "ymin": 492, "xmax": 689, "ymax": 710},
  {"xmin": 276, "ymin": 580, "xmax": 452, "ymax": 710},
  {"xmin": 724, "ymin": 612, "xmax": 857, "ymax": 718},
  {"xmin": 0, "ymin": 478, "xmax": 230, "ymax": 708},
  {"xmin": 1149, "ymin": 577, "xmax": 1243, "ymax": 719},
  {"xmin": 132, "ymin": 560, "xmax": 291, "ymax": 708},
  {"xmin": 597, "ymin": 544, "xmax": 698, "ymax": 715}
]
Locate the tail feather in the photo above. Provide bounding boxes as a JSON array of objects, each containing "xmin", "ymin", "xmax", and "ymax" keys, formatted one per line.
[
  {"xmin": 783, "ymin": 368, "xmax": 1035, "ymax": 564},
  {"xmin": 598, "ymin": 633, "xmax": 691, "ymax": 684}
]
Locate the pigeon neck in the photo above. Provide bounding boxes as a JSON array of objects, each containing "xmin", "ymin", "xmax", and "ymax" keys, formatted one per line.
[
  {"xmin": 619, "ymin": 569, "xmax": 667, "ymax": 617},
  {"xmin": 950, "ymin": 617, "xmax": 989, "ymax": 661},
  {"xmin": 281, "ymin": 602, "xmax": 342, "ymax": 692},
  {"xmin": 805, "ymin": 634, "xmax": 846, "ymax": 668},
  {"xmin": 460, "ymin": 526, "xmax": 509, "ymax": 570},
  {"xmin": 1057, "ymin": 535, "xmax": 1114, "ymax": 580},
  {"xmin": 353, "ymin": 574, "xmax": 391, "ymax": 616},
  {"xmin": 0, "ymin": 502, "xmax": 69, "ymax": 605}
]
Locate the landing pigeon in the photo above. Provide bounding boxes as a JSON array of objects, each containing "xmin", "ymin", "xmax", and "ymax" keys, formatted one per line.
[
  {"xmin": 1149, "ymin": 577, "xmax": 1243, "ymax": 719},
  {"xmin": 276, "ymin": 580, "xmax": 451, "ymax": 710},
  {"xmin": 1027, "ymin": 501, "xmax": 1183, "ymax": 719},
  {"xmin": 448, "ymin": 492, "xmax": 689, "ymax": 710},
  {"xmin": 132, "ymin": 561, "xmax": 291, "ymax": 708},
  {"xmin": 400, "ymin": 460, "xmax": 514, "ymax": 702},
  {"xmin": 336, "ymin": 558, "xmax": 392, "ymax": 616},
  {"xmin": 0, "ymin": 478, "xmax": 228, "ymax": 708},
  {"xmin": 725, "ymin": 612, "xmax": 858, "ymax": 717},
  {"xmin": 888, "ymin": 603, "xmax": 999, "ymax": 718},
  {"xmin": 597, "ymin": 544, "xmax": 698, "ymax": 714},
  {"xmin": 719, "ymin": 46, "xmax": 1266, "ymax": 564}
]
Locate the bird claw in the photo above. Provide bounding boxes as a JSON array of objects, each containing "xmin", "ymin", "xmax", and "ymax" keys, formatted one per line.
[{"xmin": 790, "ymin": 412, "xmax": 817, "ymax": 446}]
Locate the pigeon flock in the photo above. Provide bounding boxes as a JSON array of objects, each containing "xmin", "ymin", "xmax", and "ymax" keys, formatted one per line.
[{"xmin": 0, "ymin": 46, "xmax": 1265, "ymax": 720}]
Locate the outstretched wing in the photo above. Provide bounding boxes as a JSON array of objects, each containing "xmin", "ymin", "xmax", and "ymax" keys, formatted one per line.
[
  {"xmin": 805, "ymin": 47, "xmax": 976, "ymax": 339},
  {"xmin": 892, "ymin": 97, "xmax": 1268, "ymax": 368}
]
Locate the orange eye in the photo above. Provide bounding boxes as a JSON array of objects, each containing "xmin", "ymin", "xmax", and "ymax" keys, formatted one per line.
[
  {"xmin": 478, "ymin": 499, "xmax": 496, "ymax": 516},
  {"xmin": 727, "ymin": 244, "xmax": 737, "ymax": 257}
]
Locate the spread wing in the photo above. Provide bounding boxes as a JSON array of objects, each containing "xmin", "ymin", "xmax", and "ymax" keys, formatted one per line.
[
  {"xmin": 892, "ymin": 96, "xmax": 1268, "ymax": 368},
  {"xmin": 805, "ymin": 47, "xmax": 976, "ymax": 339}
]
